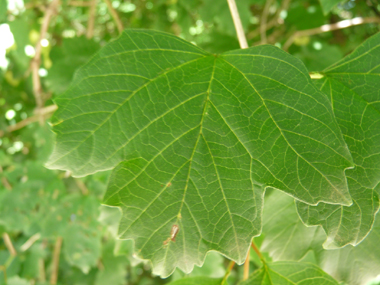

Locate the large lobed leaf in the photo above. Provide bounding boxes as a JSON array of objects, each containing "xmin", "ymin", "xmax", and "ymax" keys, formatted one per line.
[
  {"xmin": 297, "ymin": 32, "xmax": 380, "ymax": 248},
  {"xmin": 47, "ymin": 30, "xmax": 354, "ymax": 276}
]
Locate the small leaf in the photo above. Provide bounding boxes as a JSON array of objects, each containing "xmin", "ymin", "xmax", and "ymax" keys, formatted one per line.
[{"xmin": 240, "ymin": 261, "xmax": 339, "ymax": 285}]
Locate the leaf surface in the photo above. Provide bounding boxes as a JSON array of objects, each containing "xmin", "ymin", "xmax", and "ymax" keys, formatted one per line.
[
  {"xmin": 297, "ymin": 32, "xmax": 380, "ymax": 248},
  {"xmin": 240, "ymin": 261, "xmax": 339, "ymax": 285},
  {"xmin": 47, "ymin": 29, "xmax": 354, "ymax": 276}
]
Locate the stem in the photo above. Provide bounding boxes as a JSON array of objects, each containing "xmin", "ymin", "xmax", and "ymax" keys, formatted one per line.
[
  {"xmin": 243, "ymin": 247, "xmax": 250, "ymax": 280},
  {"xmin": 1, "ymin": 255, "xmax": 15, "ymax": 284},
  {"xmin": 0, "ymin": 266, "xmax": 6, "ymax": 284},
  {"xmin": 20, "ymin": 233, "xmax": 42, "ymax": 252},
  {"xmin": 260, "ymin": 0, "xmax": 274, "ymax": 44},
  {"xmin": 103, "ymin": 0, "xmax": 124, "ymax": 34},
  {"xmin": 251, "ymin": 241, "xmax": 264, "ymax": 261},
  {"xmin": 50, "ymin": 237, "xmax": 62, "ymax": 285},
  {"xmin": 86, "ymin": 0, "xmax": 96, "ymax": 39},
  {"xmin": 283, "ymin": 16, "xmax": 380, "ymax": 50},
  {"xmin": 3, "ymin": 233, "xmax": 17, "ymax": 257},
  {"xmin": 221, "ymin": 260, "xmax": 235, "ymax": 285},
  {"xmin": 227, "ymin": 0, "xmax": 248, "ymax": 48}
]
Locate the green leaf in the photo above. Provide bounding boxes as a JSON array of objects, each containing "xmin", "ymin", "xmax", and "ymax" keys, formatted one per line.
[
  {"xmin": 318, "ymin": 0, "xmax": 342, "ymax": 15},
  {"xmin": 167, "ymin": 277, "xmax": 223, "ymax": 285},
  {"xmin": 297, "ymin": 32, "xmax": 380, "ymax": 248},
  {"xmin": 261, "ymin": 190, "xmax": 380, "ymax": 285},
  {"xmin": 47, "ymin": 29, "xmax": 354, "ymax": 277},
  {"xmin": 240, "ymin": 261, "xmax": 339, "ymax": 285}
]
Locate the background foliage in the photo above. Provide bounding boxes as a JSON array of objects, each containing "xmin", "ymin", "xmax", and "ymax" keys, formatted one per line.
[{"xmin": 0, "ymin": 0, "xmax": 380, "ymax": 284}]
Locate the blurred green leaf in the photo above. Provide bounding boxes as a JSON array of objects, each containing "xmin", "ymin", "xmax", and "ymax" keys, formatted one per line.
[
  {"xmin": 261, "ymin": 190, "xmax": 380, "ymax": 285},
  {"xmin": 318, "ymin": 0, "xmax": 343, "ymax": 14},
  {"xmin": 240, "ymin": 261, "xmax": 339, "ymax": 285}
]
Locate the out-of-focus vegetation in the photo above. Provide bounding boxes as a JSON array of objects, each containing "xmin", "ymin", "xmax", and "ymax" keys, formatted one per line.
[{"xmin": 0, "ymin": 0, "xmax": 380, "ymax": 284}]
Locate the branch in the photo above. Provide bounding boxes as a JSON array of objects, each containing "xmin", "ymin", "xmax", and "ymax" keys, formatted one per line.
[
  {"xmin": 260, "ymin": 0, "xmax": 274, "ymax": 44},
  {"xmin": 227, "ymin": 0, "xmax": 248, "ymax": 48},
  {"xmin": 103, "ymin": 0, "xmax": 124, "ymax": 34},
  {"xmin": 31, "ymin": 0, "xmax": 60, "ymax": 121},
  {"xmin": 50, "ymin": 237, "xmax": 62, "ymax": 285},
  {"xmin": 284, "ymin": 16, "xmax": 380, "ymax": 50},
  {"xmin": 6, "ymin": 105, "xmax": 57, "ymax": 132},
  {"xmin": 86, "ymin": 0, "xmax": 96, "ymax": 38},
  {"xmin": 2, "ymin": 233, "xmax": 17, "ymax": 256}
]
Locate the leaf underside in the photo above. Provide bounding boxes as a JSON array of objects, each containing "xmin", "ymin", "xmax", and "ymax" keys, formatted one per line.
[{"xmin": 47, "ymin": 29, "xmax": 354, "ymax": 276}]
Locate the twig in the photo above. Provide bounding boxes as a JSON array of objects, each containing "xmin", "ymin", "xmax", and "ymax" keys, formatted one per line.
[
  {"xmin": 221, "ymin": 260, "xmax": 235, "ymax": 285},
  {"xmin": 251, "ymin": 241, "xmax": 264, "ymax": 261},
  {"xmin": 103, "ymin": 0, "xmax": 124, "ymax": 33},
  {"xmin": 248, "ymin": 0, "xmax": 291, "ymax": 40},
  {"xmin": 6, "ymin": 105, "xmax": 57, "ymax": 132},
  {"xmin": 2, "ymin": 233, "xmax": 17, "ymax": 256},
  {"xmin": 50, "ymin": 237, "xmax": 62, "ymax": 285},
  {"xmin": 243, "ymin": 247, "xmax": 250, "ymax": 280},
  {"xmin": 31, "ymin": 0, "xmax": 60, "ymax": 122},
  {"xmin": 227, "ymin": 0, "xmax": 248, "ymax": 48},
  {"xmin": 260, "ymin": 0, "xmax": 274, "ymax": 44},
  {"xmin": 283, "ymin": 17, "xmax": 380, "ymax": 50},
  {"xmin": 20, "ymin": 233, "xmax": 41, "ymax": 252},
  {"xmin": 68, "ymin": 0, "xmax": 93, "ymax": 6},
  {"xmin": 86, "ymin": 0, "xmax": 96, "ymax": 38}
]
